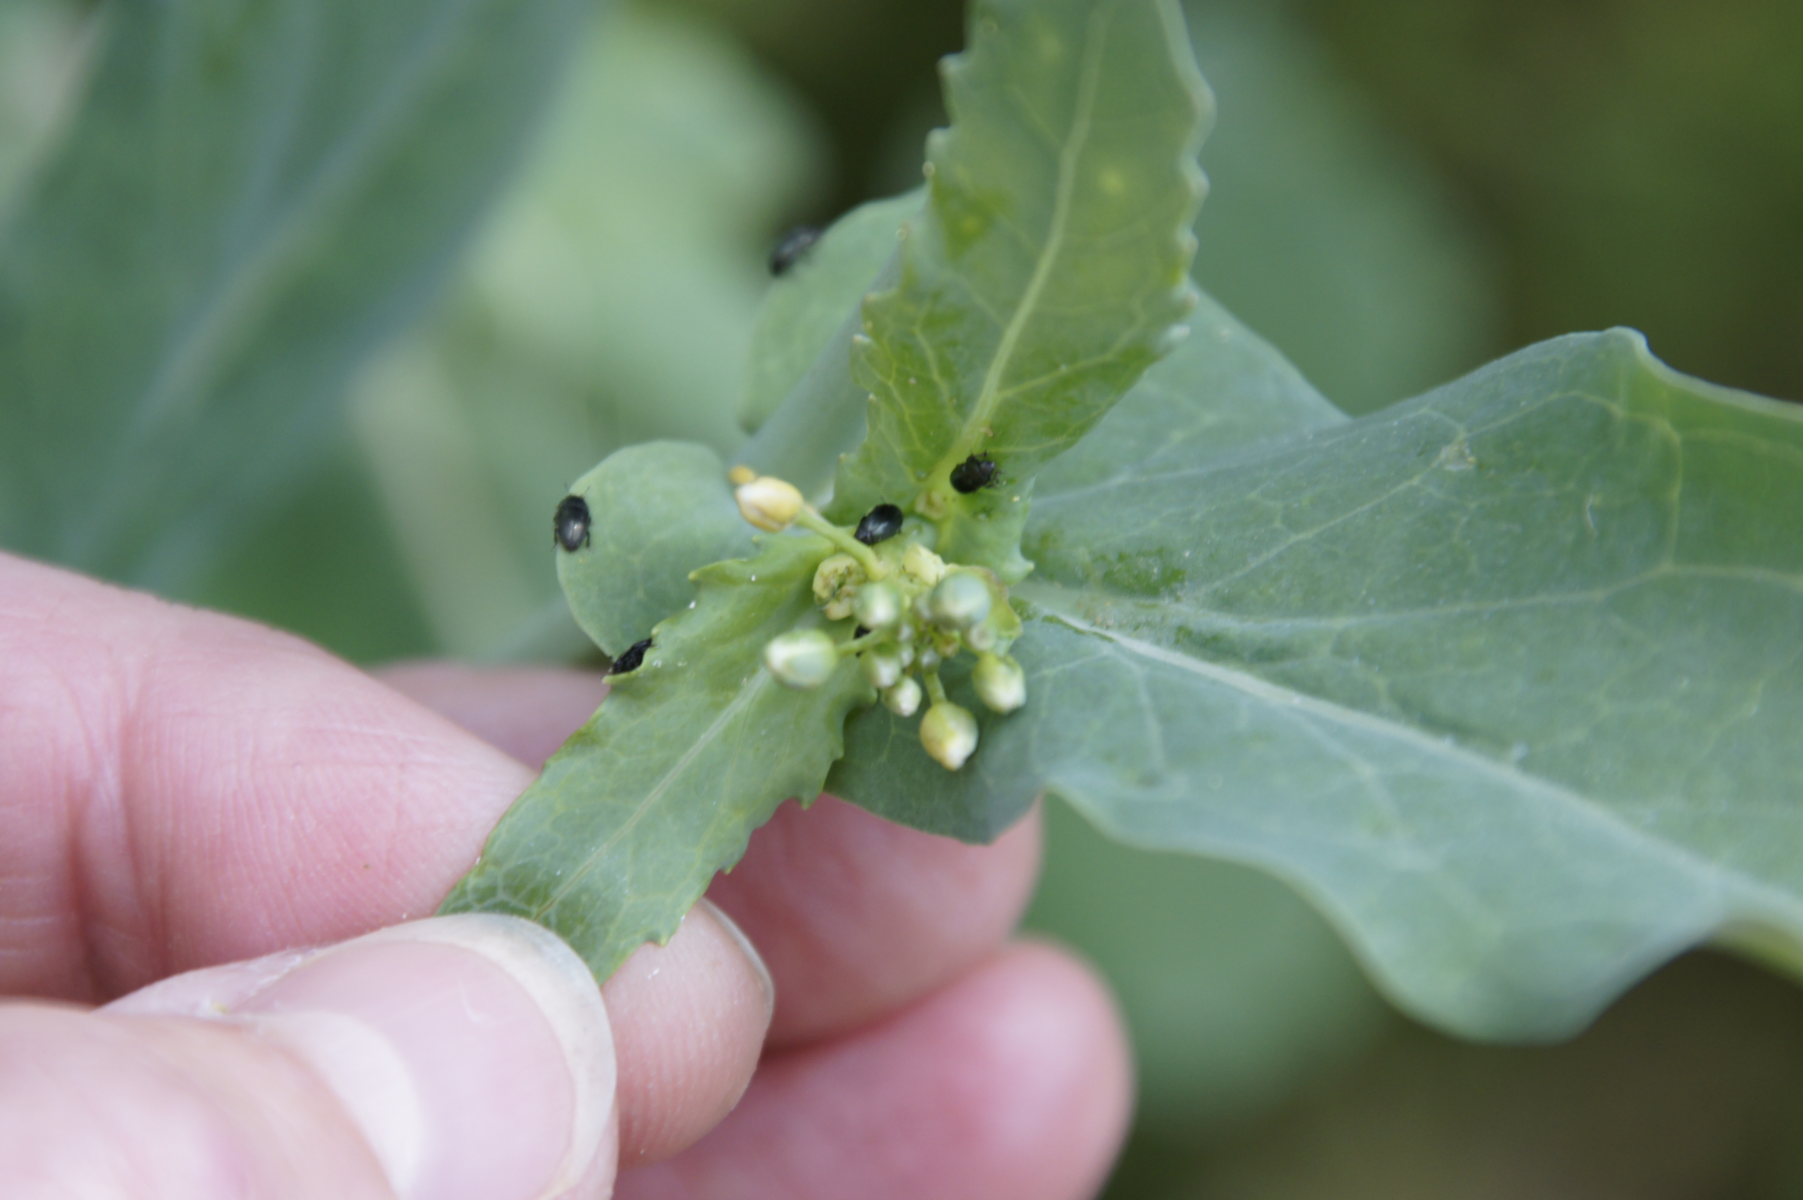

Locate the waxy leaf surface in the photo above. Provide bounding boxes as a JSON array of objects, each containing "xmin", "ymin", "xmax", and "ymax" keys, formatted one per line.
[
  {"xmin": 443, "ymin": 533, "xmax": 874, "ymax": 980},
  {"xmin": 739, "ymin": 191, "xmax": 919, "ymax": 438},
  {"xmin": 825, "ymin": 0, "xmax": 1211, "ymax": 579},
  {"xmin": 557, "ymin": 441, "xmax": 754, "ymax": 658},
  {"xmin": 835, "ymin": 330, "xmax": 1803, "ymax": 1039},
  {"xmin": 0, "ymin": 0, "xmax": 583, "ymax": 589}
]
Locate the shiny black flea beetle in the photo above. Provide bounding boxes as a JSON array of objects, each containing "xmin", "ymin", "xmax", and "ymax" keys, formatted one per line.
[
  {"xmin": 769, "ymin": 225, "xmax": 821, "ymax": 275},
  {"xmin": 610, "ymin": 637, "xmax": 652, "ymax": 675},
  {"xmin": 949, "ymin": 454, "xmax": 1000, "ymax": 494},
  {"xmin": 853, "ymin": 503, "xmax": 905, "ymax": 546},
  {"xmin": 554, "ymin": 494, "xmax": 591, "ymax": 551}
]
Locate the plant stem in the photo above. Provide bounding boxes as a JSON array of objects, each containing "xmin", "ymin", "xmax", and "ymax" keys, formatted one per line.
[
  {"xmin": 924, "ymin": 671, "xmax": 948, "ymax": 706},
  {"xmin": 838, "ymin": 630, "xmax": 884, "ymax": 655},
  {"xmin": 795, "ymin": 508, "xmax": 887, "ymax": 577}
]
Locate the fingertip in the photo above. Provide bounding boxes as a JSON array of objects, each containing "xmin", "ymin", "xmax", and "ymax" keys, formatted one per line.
[
  {"xmin": 707, "ymin": 796, "xmax": 1044, "ymax": 1046},
  {"xmin": 603, "ymin": 900, "xmax": 775, "ymax": 1167},
  {"xmin": 103, "ymin": 914, "xmax": 620, "ymax": 1200},
  {"xmin": 619, "ymin": 940, "xmax": 1133, "ymax": 1200}
]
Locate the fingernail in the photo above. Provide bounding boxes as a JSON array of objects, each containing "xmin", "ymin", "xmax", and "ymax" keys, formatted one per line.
[{"xmin": 228, "ymin": 915, "xmax": 615, "ymax": 1200}]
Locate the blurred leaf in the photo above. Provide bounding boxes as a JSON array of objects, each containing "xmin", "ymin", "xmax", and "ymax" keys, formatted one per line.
[
  {"xmin": 351, "ymin": 1, "xmax": 826, "ymax": 657},
  {"xmin": 440, "ymin": 531, "xmax": 873, "ymax": 980},
  {"xmin": 840, "ymin": 330, "xmax": 1803, "ymax": 1040},
  {"xmin": 823, "ymin": 0, "xmax": 1211, "ymax": 582},
  {"xmin": 187, "ymin": 433, "xmax": 437, "ymax": 664},
  {"xmin": 1299, "ymin": 0, "xmax": 1803, "ymax": 405},
  {"xmin": 740, "ymin": 190, "xmax": 919, "ymax": 436},
  {"xmin": 0, "ymin": 0, "xmax": 585, "ymax": 591},
  {"xmin": 556, "ymin": 441, "xmax": 754, "ymax": 658},
  {"xmin": 1182, "ymin": 1, "xmax": 1498, "ymax": 415},
  {"xmin": 0, "ymin": 0, "xmax": 91, "ymax": 206},
  {"xmin": 1178, "ymin": 953, "xmax": 1803, "ymax": 1200}
]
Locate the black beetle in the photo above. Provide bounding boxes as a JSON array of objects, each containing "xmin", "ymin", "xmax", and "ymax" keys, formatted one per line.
[
  {"xmin": 769, "ymin": 225, "xmax": 821, "ymax": 276},
  {"xmin": 554, "ymin": 494, "xmax": 591, "ymax": 551},
  {"xmin": 853, "ymin": 503, "xmax": 905, "ymax": 546},
  {"xmin": 949, "ymin": 454, "xmax": 1000, "ymax": 494},
  {"xmin": 610, "ymin": 637, "xmax": 652, "ymax": 675}
]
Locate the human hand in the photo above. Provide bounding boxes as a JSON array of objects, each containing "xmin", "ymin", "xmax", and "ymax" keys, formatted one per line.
[{"xmin": 0, "ymin": 550, "xmax": 1130, "ymax": 1198}]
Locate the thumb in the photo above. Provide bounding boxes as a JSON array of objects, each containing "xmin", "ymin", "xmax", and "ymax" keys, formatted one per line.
[{"xmin": 1, "ymin": 915, "xmax": 617, "ymax": 1200}]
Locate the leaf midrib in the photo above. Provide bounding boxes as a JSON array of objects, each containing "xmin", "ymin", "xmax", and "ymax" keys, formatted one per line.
[
  {"xmin": 535, "ymin": 669, "xmax": 773, "ymax": 917},
  {"xmin": 935, "ymin": 0, "xmax": 1114, "ymax": 476}
]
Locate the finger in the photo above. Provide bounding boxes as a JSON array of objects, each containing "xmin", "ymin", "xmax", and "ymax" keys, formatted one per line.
[
  {"xmin": 376, "ymin": 661, "xmax": 610, "ymax": 772},
  {"xmin": 5, "ymin": 914, "xmax": 617, "ymax": 1200},
  {"xmin": 707, "ymin": 795, "xmax": 1041, "ymax": 1047},
  {"xmin": 601, "ymin": 900, "xmax": 773, "ymax": 1167},
  {"xmin": 0, "ymin": 552, "xmax": 534, "ymax": 999},
  {"xmin": 616, "ymin": 941, "xmax": 1133, "ymax": 1200},
  {"xmin": 380, "ymin": 662, "xmax": 1044, "ymax": 1047}
]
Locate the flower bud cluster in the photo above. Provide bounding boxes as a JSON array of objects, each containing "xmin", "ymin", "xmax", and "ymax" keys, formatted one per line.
[{"xmin": 742, "ymin": 480, "xmax": 1028, "ymax": 773}]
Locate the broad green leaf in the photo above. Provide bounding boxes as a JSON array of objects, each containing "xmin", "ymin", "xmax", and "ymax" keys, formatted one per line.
[
  {"xmin": 835, "ymin": 330, "xmax": 1803, "ymax": 1040},
  {"xmin": 739, "ymin": 190, "xmax": 919, "ymax": 436},
  {"xmin": 823, "ymin": 0, "xmax": 1211, "ymax": 581},
  {"xmin": 0, "ymin": 0, "xmax": 585, "ymax": 591},
  {"xmin": 440, "ymin": 532, "xmax": 874, "ymax": 980},
  {"xmin": 829, "ymin": 288, "xmax": 1337, "ymax": 835},
  {"xmin": 556, "ymin": 441, "xmax": 754, "ymax": 659}
]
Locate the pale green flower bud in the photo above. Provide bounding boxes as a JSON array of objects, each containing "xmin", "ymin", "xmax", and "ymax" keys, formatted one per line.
[
  {"xmin": 852, "ymin": 581, "xmax": 903, "ymax": 630},
  {"xmin": 763, "ymin": 629, "xmax": 840, "ymax": 689},
  {"xmin": 903, "ymin": 542, "xmax": 946, "ymax": 587},
  {"xmin": 882, "ymin": 675, "xmax": 922, "ymax": 717},
  {"xmin": 928, "ymin": 571, "xmax": 991, "ymax": 631},
  {"xmin": 973, "ymin": 653, "xmax": 1027, "ymax": 713},
  {"xmin": 812, "ymin": 554, "xmax": 866, "ymax": 620},
  {"xmin": 920, "ymin": 701, "xmax": 979, "ymax": 770},
  {"xmin": 861, "ymin": 648, "xmax": 904, "ymax": 690},
  {"xmin": 736, "ymin": 475, "xmax": 804, "ymax": 531}
]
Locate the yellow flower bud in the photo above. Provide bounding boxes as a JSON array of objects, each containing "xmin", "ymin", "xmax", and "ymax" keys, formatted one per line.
[{"xmin": 735, "ymin": 475, "xmax": 804, "ymax": 531}]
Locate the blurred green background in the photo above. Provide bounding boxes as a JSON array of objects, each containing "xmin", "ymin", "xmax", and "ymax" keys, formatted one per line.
[{"xmin": 4, "ymin": 0, "xmax": 1802, "ymax": 1193}]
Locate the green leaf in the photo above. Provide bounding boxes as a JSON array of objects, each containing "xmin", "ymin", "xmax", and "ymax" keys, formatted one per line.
[
  {"xmin": 739, "ymin": 190, "xmax": 920, "ymax": 437},
  {"xmin": 0, "ymin": 0, "xmax": 584, "ymax": 591},
  {"xmin": 440, "ymin": 532, "xmax": 874, "ymax": 980},
  {"xmin": 734, "ymin": 192, "xmax": 917, "ymax": 498},
  {"xmin": 556, "ymin": 441, "xmax": 755, "ymax": 659},
  {"xmin": 835, "ymin": 330, "xmax": 1803, "ymax": 1040},
  {"xmin": 823, "ymin": 0, "xmax": 1211, "ymax": 581},
  {"xmin": 829, "ymin": 287, "xmax": 1336, "ymax": 835}
]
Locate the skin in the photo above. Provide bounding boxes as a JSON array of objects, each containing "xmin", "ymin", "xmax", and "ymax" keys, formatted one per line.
[{"xmin": 0, "ymin": 550, "xmax": 1132, "ymax": 1198}]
